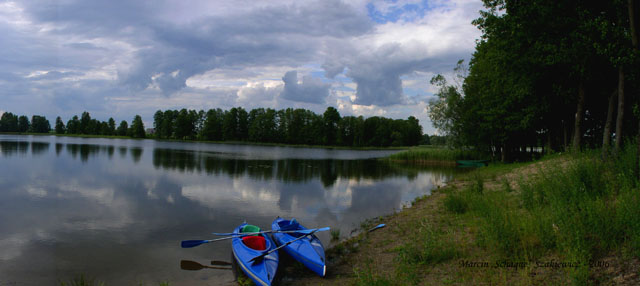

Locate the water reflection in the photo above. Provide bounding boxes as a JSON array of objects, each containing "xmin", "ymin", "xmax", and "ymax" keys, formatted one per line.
[
  {"xmin": 1, "ymin": 140, "xmax": 139, "ymax": 164},
  {"xmin": 131, "ymin": 147, "xmax": 143, "ymax": 163},
  {"xmin": 0, "ymin": 141, "xmax": 29, "ymax": 156},
  {"xmin": 0, "ymin": 135, "xmax": 458, "ymax": 285},
  {"xmin": 31, "ymin": 142, "xmax": 50, "ymax": 156},
  {"xmin": 152, "ymin": 148, "xmax": 416, "ymax": 185}
]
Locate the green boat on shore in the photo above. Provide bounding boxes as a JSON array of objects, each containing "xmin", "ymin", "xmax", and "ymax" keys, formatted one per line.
[{"xmin": 455, "ymin": 160, "xmax": 489, "ymax": 167}]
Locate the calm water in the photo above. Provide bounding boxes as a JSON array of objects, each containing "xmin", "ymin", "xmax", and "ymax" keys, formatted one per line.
[{"xmin": 0, "ymin": 135, "xmax": 458, "ymax": 285}]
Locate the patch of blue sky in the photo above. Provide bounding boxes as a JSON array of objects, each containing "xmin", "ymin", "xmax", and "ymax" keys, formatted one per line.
[
  {"xmin": 366, "ymin": 0, "xmax": 431, "ymax": 24},
  {"xmin": 310, "ymin": 70, "xmax": 335, "ymax": 84},
  {"xmin": 403, "ymin": 87, "xmax": 424, "ymax": 98},
  {"xmin": 334, "ymin": 85, "xmax": 355, "ymax": 92}
]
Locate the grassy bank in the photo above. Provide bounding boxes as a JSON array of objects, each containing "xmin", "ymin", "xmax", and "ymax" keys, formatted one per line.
[
  {"xmin": 384, "ymin": 145, "xmax": 486, "ymax": 165},
  {"xmin": 289, "ymin": 147, "xmax": 640, "ymax": 286}
]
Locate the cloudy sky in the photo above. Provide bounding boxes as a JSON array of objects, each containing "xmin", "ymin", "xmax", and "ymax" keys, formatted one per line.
[{"xmin": 0, "ymin": 0, "xmax": 483, "ymax": 135}]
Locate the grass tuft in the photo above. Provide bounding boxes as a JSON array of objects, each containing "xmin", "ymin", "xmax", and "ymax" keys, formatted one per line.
[{"xmin": 443, "ymin": 193, "xmax": 468, "ymax": 214}]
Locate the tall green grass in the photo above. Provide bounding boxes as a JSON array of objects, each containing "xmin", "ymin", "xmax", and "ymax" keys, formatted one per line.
[
  {"xmin": 386, "ymin": 146, "xmax": 486, "ymax": 162},
  {"xmin": 352, "ymin": 261, "xmax": 397, "ymax": 286},
  {"xmin": 448, "ymin": 143, "xmax": 640, "ymax": 285}
]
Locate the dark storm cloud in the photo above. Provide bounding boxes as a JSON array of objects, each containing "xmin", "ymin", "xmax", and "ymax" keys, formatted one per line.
[{"xmin": 280, "ymin": 70, "xmax": 331, "ymax": 104}]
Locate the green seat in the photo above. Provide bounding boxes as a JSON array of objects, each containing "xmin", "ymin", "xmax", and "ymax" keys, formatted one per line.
[{"xmin": 241, "ymin": 224, "xmax": 261, "ymax": 233}]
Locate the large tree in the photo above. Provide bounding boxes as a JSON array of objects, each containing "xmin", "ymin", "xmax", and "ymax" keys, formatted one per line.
[
  {"xmin": 322, "ymin": 107, "xmax": 340, "ymax": 146},
  {"xmin": 55, "ymin": 116, "xmax": 66, "ymax": 134},
  {"xmin": 30, "ymin": 115, "xmax": 51, "ymax": 133},
  {"xmin": 130, "ymin": 115, "xmax": 146, "ymax": 138}
]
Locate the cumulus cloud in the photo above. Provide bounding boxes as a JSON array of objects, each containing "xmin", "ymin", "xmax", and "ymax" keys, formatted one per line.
[
  {"xmin": 322, "ymin": 0, "xmax": 482, "ymax": 107},
  {"xmin": 237, "ymin": 81, "xmax": 282, "ymax": 108},
  {"xmin": 280, "ymin": 71, "xmax": 331, "ymax": 104},
  {"xmin": 0, "ymin": 0, "xmax": 484, "ymax": 132}
]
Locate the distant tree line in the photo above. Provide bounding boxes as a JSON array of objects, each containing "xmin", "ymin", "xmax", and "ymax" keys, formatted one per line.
[
  {"xmin": 0, "ymin": 111, "xmax": 146, "ymax": 138},
  {"xmin": 429, "ymin": 1, "xmax": 640, "ymax": 162},
  {"xmin": 1, "ymin": 107, "xmax": 424, "ymax": 147},
  {"xmin": 58, "ymin": 112, "xmax": 146, "ymax": 138},
  {"xmin": 420, "ymin": 134, "xmax": 447, "ymax": 146},
  {"xmin": 153, "ymin": 107, "xmax": 423, "ymax": 147},
  {"xmin": 0, "ymin": 112, "xmax": 51, "ymax": 133}
]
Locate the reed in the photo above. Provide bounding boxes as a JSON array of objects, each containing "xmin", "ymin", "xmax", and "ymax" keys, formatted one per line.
[{"xmin": 385, "ymin": 146, "xmax": 485, "ymax": 163}]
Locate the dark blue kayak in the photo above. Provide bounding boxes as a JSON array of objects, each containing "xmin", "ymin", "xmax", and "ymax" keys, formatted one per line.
[
  {"xmin": 271, "ymin": 217, "xmax": 326, "ymax": 277},
  {"xmin": 231, "ymin": 223, "xmax": 279, "ymax": 286}
]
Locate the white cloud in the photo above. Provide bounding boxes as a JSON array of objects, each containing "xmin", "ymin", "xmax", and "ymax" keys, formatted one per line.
[{"xmin": 0, "ymin": 0, "xmax": 484, "ymax": 132}]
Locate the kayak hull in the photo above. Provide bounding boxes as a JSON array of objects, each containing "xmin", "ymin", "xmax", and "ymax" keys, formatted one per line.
[
  {"xmin": 272, "ymin": 217, "xmax": 326, "ymax": 277},
  {"xmin": 231, "ymin": 223, "xmax": 279, "ymax": 286}
]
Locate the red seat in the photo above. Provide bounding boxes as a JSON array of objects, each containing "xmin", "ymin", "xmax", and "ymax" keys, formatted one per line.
[{"xmin": 242, "ymin": 236, "xmax": 266, "ymax": 250}]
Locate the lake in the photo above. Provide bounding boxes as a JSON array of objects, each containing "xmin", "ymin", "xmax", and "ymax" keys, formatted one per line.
[{"xmin": 0, "ymin": 134, "xmax": 458, "ymax": 285}]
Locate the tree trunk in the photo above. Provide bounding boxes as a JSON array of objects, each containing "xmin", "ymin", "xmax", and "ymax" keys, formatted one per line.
[
  {"xmin": 603, "ymin": 89, "xmax": 617, "ymax": 159},
  {"xmin": 615, "ymin": 66, "xmax": 625, "ymax": 154},
  {"xmin": 501, "ymin": 142, "xmax": 507, "ymax": 163},
  {"xmin": 573, "ymin": 81, "xmax": 586, "ymax": 151},
  {"xmin": 563, "ymin": 120, "xmax": 568, "ymax": 151},
  {"xmin": 546, "ymin": 129, "xmax": 552, "ymax": 154},
  {"xmin": 630, "ymin": 0, "xmax": 639, "ymax": 48},
  {"xmin": 630, "ymin": 0, "xmax": 639, "ymax": 179}
]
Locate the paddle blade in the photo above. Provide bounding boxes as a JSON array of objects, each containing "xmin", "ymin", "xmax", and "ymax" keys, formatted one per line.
[
  {"xmin": 181, "ymin": 260, "xmax": 205, "ymax": 271},
  {"xmin": 212, "ymin": 232, "xmax": 235, "ymax": 236},
  {"xmin": 181, "ymin": 240, "xmax": 208, "ymax": 248},
  {"xmin": 296, "ymin": 227, "xmax": 330, "ymax": 234},
  {"xmin": 368, "ymin": 224, "xmax": 386, "ymax": 232}
]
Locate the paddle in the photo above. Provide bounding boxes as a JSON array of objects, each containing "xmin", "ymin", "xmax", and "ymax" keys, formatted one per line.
[
  {"xmin": 212, "ymin": 227, "xmax": 330, "ymax": 236},
  {"xmin": 181, "ymin": 235, "xmax": 239, "ymax": 248},
  {"xmin": 180, "ymin": 260, "xmax": 232, "ymax": 271},
  {"xmin": 182, "ymin": 227, "xmax": 331, "ymax": 248},
  {"xmin": 249, "ymin": 228, "xmax": 324, "ymax": 264},
  {"xmin": 367, "ymin": 223, "xmax": 386, "ymax": 232}
]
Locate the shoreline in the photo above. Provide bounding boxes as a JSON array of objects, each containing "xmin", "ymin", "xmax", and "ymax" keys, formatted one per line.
[{"xmin": 282, "ymin": 153, "xmax": 640, "ymax": 285}]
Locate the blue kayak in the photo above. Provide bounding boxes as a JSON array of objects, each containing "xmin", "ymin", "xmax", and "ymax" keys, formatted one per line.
[
  {"xmin": 271, "ymin": 217, "xmax": 326, "ymax": 277},
  {"xmin": 231, "ymin": 223, "xmax": 279, "ymax": 286}
]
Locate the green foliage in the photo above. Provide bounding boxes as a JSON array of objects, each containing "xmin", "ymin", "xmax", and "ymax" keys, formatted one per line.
[
  {"xmin": 331, "ymin": 229, "xmax": 341, "ymax": 242},
  {"xmin": 149, "ymin": 107, "xmax": 423, "ymax": 147},
  {"xmin": 386, "ymin": 146, "xmax": 485, "ymax": 162},
  {"xmin": 67, "ymin": 115, "xmax": 80, "ymax": 134},
  {"xmin": 30, "ymin": 115, "xmax": 51, "ymax": 133},
  {"xmin": 55, "ymin": 116, "xmax": 66, "ymax": 134},
  {"xmin": 466, "ymin": 148, "xmax": 640, "ymax": 282},
  {"xmin": 352, "ymin": 261, "xmax": 397, "ymax": 286},
  {"xmin": 323, "ymin": 106, "xmax": 340, "ymax": 145},
  {"xmin": 428, "ymin": 61, "xmax": 465, "ymax": 147},
  {"xmin": 0, "ymin": 112, "xmax": 19, "ymax": 132},
  {"xmin": 2, "ymin": 106, "xmax": 424, "ymax": 147},
  {"xmin": 436, "ymin": 1, "xmax": 639, "ymax": 161},
  {"xmin": 117, "ymin": 120, "xmax": 128, "ymax": 136},
  {"xmin": 390, "ymin": 219, "xmax": 457, "ymax": 285},
  {"xmin": 443, "ymin": 193, "xmax": 468, "ymax": 214},
  {"xmin": 17, "ymin": 115, "xmax": 30, "ymax": 132},
  {"xmin": 130, "ymin": 115, "xmax": 146, "ymax": 138}
]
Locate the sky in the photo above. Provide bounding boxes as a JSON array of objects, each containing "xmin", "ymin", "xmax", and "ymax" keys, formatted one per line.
[{"xmin": 0, "ymin": 0, "xmax": 484, "ymax": 135}]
